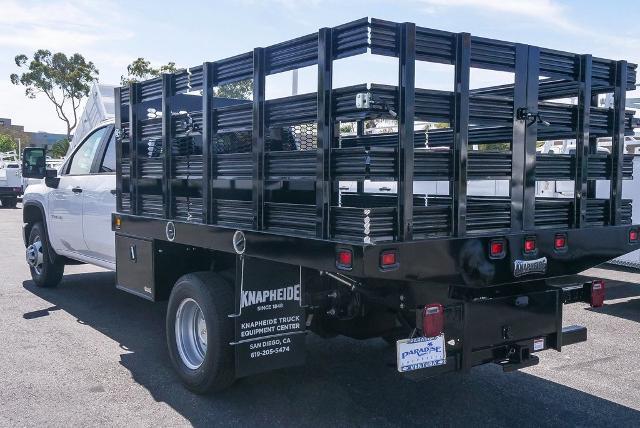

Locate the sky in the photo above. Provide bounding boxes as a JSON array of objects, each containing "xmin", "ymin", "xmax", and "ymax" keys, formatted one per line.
[{"xmin": 0, "ymin": 0, "xmax": 639, "ymax": 134}]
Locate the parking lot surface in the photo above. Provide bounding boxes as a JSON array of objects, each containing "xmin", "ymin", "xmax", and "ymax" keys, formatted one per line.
[{"xmin": 1, "ymin": 205, "xmax": 640, "ymax": 427}]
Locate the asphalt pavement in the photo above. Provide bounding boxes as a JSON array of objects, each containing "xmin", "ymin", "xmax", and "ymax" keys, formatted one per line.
[{"xmin": 1, "ymin": 205, "xmax": 640, "ymax": 427}]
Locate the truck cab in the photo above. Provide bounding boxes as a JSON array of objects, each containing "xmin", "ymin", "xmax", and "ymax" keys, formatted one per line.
[{"xmin": 22, "ymin": 120, "xmax": 116, "ymax": 286}]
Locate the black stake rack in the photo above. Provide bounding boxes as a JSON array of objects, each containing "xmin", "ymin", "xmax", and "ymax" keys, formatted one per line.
[{"xmin": 115, "ymin": 17, "xmax": 638, "ymax": 244}]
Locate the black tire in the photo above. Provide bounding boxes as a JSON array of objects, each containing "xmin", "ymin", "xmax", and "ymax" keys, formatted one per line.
[
  {"xmin": 27, "ymin": 222, "xmax": 64, "ymax": 288},
  {"xmin": 166, "ymin": 272, "xmax": 235, "ymax": 394},
  {"xmin": 4, "ymin": 197, "xmax": 18, "ymax": 208}
]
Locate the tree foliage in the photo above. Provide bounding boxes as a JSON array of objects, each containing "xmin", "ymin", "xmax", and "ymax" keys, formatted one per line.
[
  {"xmin": 50, "ymin": 138, "xmax": 70, "ymax": 158},
  {"xmin": 120, "ymin": 57, "xmax": 178, "ymax": 85},
  {"xmin": 121, "ymin": 57, "xmax": 252, "ymax": 100},
  {"xmin": 0, "ymin": 134, "xmax": 17, "ymax": 153},
  {"xmin": 10, "ymin": 50, "xmax": 99, "ymax": 141},
  {"xmin": 214, "ymin": 79, "xmax": 252, "ymax": 100}
]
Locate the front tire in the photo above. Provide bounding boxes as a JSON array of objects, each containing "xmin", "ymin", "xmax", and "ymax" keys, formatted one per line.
[
  {"xmin": 26, "ymin": 222, "xmax": 64, "ymax": 288},
  {"xmin": 166, "ymin": 272, "xmax": 235, "ymax": 394}
]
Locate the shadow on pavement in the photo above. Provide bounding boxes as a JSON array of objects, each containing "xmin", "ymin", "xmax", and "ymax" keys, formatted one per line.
[
  {"xmin": 591, "ymin": 298, "xmax": 640, "ymax": 323},
  {"xmin": 23, "ymin": 271, "xmax": 640, "ymax": 427}
]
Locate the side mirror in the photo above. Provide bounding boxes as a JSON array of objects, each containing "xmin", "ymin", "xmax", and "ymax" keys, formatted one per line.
[{"xmin": 22, "ymin": 147, "xmax": 47, "ymax": 179}]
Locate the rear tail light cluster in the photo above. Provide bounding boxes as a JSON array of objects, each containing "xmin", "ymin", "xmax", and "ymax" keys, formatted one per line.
[
  {"xmin": 524, "ymin": 237, "xmax": 536, "ymax": 253},
  {"xmin": 590, "ymin": 280, "xmax": 605, "ymax": 308},
  {"xmin": 380, "ymin": 250, "xmax": 398, "ymax": 270},
  {"xmin": 489, "ymin": 239, "xmax": 505, "ymax": 258},
  {"xmin": 336, "ymin": 249, "xmax": 352, "ymax": 270},
  {"xmin": 554, "ymin": 234, "xmax": 567, "ymax": 250},
  {"xmin": 630, "ymin": 229, "xmax": 639, "ymax": 243},
  {"xmin": 422, "ymin": 303, "xmax": 444, "ymax": 337}
]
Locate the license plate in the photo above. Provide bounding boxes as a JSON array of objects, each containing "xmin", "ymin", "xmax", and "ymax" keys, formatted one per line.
[{"xmin": 396, "ymin": 335, "xmax": 446, "ymax": 373}]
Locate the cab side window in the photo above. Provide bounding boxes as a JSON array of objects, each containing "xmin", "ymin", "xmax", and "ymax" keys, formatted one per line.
[
  {"xmin": 100, "ymin": 132, "xmax": 116, "ymax": 173},
  {"xmin": 67, "ymin": 127, "xmax": 108, "ymax": 175}
]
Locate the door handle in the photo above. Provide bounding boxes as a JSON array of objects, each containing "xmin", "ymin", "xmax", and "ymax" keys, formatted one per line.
[
  {"xmin": 72, "ymin": 187, "xmax": 83, "ymax": 194},
  {"xmin": 110, "ymin": 189, "xmax": 117, "ymax": 195}
]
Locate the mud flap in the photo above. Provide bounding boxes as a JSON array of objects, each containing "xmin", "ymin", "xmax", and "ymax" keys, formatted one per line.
[{"xmin": 231, "ymin": 256, "xmax": 306, "ymax": 378}]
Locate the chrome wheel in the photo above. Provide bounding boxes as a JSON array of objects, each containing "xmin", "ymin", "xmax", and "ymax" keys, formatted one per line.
[
  {"xmin": 175, "ymin": 298, "xmax": 207, "ymax": 370},
  {"xmin": 26, "ymin": 236, "xmax": 44, "ymax": 275}
]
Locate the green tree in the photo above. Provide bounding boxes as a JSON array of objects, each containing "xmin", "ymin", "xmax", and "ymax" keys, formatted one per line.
[
  {"xmin": 120, "ymin": 57, "xmax": 178, "ymax": 85},
  {"xmin": 10, "ymin": 50, "xmax": 99, "ymax": 141},
  {"xmin": 340, "ymin": 123, "xmax": 354, "ymax": 134},
  {"xmin": 50, "ymin": 139, "xmax": 70, "ymax": 158},
  {"xmin": 122, "ymin": 57, "xmax": 252, "ymax": 100},
  {"xmin": 215, "ymin": 80, "xmax": 252, "ymax": 100},
  {"xmin": 0, "ymin": 134, "xmax": 17, "ymax": 153}
]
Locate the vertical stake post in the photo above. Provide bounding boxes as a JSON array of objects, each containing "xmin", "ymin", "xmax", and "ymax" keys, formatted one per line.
[
  {"xmin": 510, "ymin": 44, "xmax": 528, "ymax": 232},
  {"xmin": 610, "ymin": 60, "xmax": 627, "ymax": 225},
  {"xmin": 397, "ymin": 22, "xmax": 416, "ymax": 241},
  {"xmin": 574, "ymin": 55, "xmax": 592, "ymax": 228},
  {"xmin": 252, "ymin": 48, "xmax": 266, "ymax": 231},
  {"xmin": 128, "ymin": 82, "xmax": 139, "ymax": 215},
  {"xmin": 161, "ymin": 74, "xmax": 174, "ymax": 219},
  {"xmin": 316, "ymin": 28, "xmax": 333, "ymax": 239},
  {"xmin": 356, "ymin": 121, "xmax": 364, "ymax": 194},
  {"xmin": 114, "ymin": 87, "xmax": 123, "ymax": 212},
  {"xmin": 202, "ymin": 62, "xmax": 215, "ymax": 224},
  {"xmin": 522, "ymin": 46, "xmax": 539, "ymax": 230},
  {"xmin": 452, "ymin": 33, "xmax": 470, "ymax": 237}
]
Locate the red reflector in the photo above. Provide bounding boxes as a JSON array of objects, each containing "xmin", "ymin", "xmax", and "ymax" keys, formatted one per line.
[
  {"xmin": 380, "ymin": 251, "xmax": 397, "ymax": 268},
  {"xmin": 630, "ymin": 229, "xmax": 638, "ymax": 242},
  {"xmin": 490, "ymin": 240, "xmax": 504, "ymax": 258},
  {"xmin": 590, "ymin": 280, "xmax": 605, "ymax": 308},
  {"xmin": 554, "ymin": 235, "xmax": 567, "ymax": 250},
  {"xmin": 336, "ymin": 249, "xmax": 352, "ymax": 269},
  {"xmin": 524, "ymin": 238, "xmax": 536, "ymax": 253},
  {"xmin": 422, "ymin": 303, "xmax": 444, "ymax": 338}
]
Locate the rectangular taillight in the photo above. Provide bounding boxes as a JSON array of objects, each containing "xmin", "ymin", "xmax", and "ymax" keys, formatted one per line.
[
  {"xmin": 336, "ymin": 249, "xmax": 352, "ymax": 270},
  {"xmin": 422, "ymin": 303, "xmax": 444, "ymax": 337},
  {"xmin": 379, "ymin": 250, "xmax": 398, "ymax": 270},
  {"xmin": 489, "ymin": 239, "xmax": 505, "ymax": 259},
  {"xmin": 590, "ymin": 280, "xmax": 605, "ymax": 308},
  {"xmin": 554, "ymin": 234, "xmax": 567, "ymax": 251}
]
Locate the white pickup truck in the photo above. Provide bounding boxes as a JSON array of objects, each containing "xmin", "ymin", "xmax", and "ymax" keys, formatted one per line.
[
  {"xmin": 22, "ymin": 120, "xmax": 116, "ymax": 287},
  {"xmin": 0, "ymin": 154, "xmax": 23, "ymax": 208}
]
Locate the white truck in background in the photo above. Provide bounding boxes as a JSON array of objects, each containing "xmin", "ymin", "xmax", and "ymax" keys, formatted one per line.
[{"xmin": 0, "ymin": 151, "xmax": 23, "ymax": 208}]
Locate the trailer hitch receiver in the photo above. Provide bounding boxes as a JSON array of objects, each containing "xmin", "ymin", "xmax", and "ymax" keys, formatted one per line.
[{"xmin": 497, "ymin": 344, "xmax": 540, "ymax": 372}]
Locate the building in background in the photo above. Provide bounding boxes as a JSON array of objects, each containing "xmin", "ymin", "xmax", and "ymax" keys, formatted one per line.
[{"xmin": 0, "ymin": 117, "xmax": 66, "ymax": 149}]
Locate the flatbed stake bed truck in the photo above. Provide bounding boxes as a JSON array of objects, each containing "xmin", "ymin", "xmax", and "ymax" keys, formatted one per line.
[{"xmin": 21, "ymin": 17, "xmax": 640, "ymax": 393}]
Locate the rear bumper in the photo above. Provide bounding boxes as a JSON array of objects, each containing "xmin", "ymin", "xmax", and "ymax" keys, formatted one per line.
[
  {"xmin": 402, "ymin": 282, "xmax": 593, "ymax": 378},
  {"xmin": 0, "ymin": 187, "xmax": 21, "ymax": 197}
]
